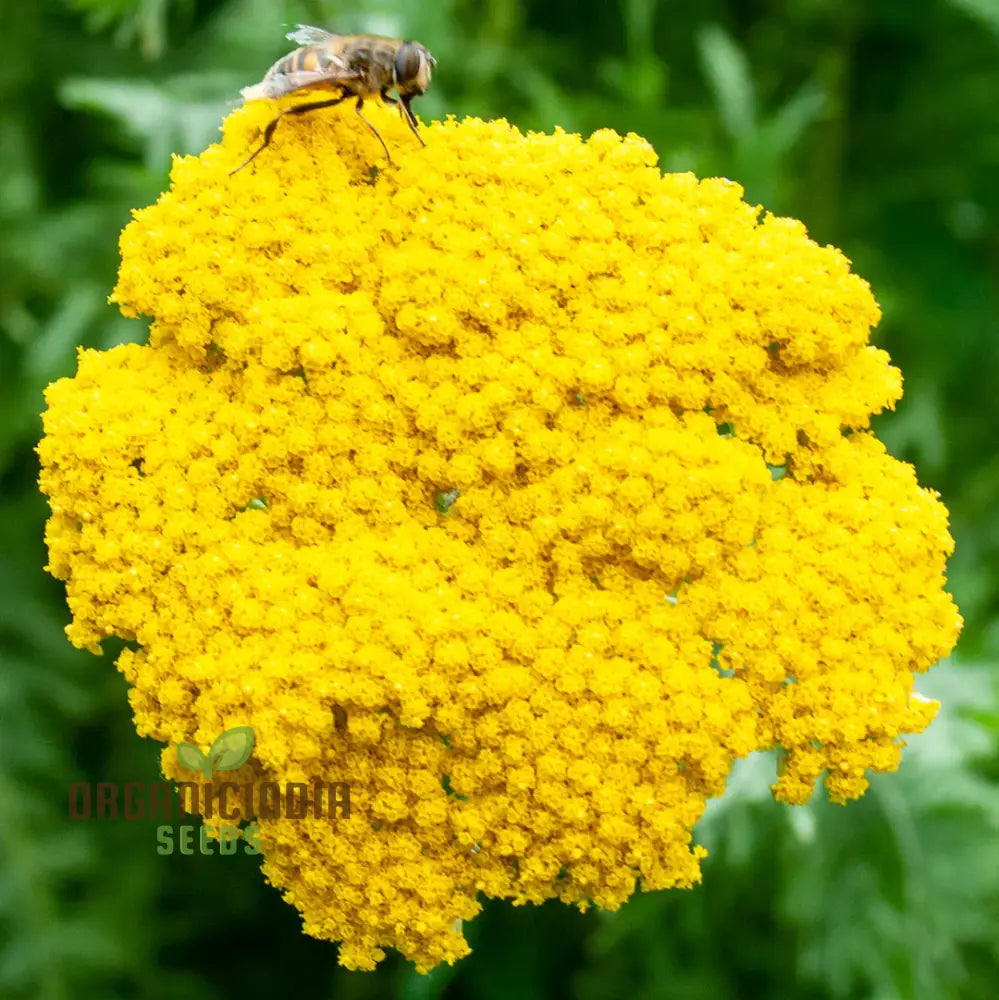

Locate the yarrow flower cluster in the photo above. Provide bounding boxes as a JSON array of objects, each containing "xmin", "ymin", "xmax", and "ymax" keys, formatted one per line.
[{"xmin": 38, "ymin": 97, "xmax": 961, "ymax": 971}]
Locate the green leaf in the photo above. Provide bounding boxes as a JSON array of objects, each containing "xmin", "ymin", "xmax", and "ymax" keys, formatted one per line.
[
  {"xmin": 207, "ymin": 726, "xmax": 255, "ymax": 772},
  {"xmin": 946, "ymin": 0, "xmax": 999, "ymax": 39},
  {"xmin": 59, "ymin": 74, "xmax": 238, "ymax": 169},
  {"xmin": 175, "ymin": 743, "xmax": 206, "ymax": 773},
  {"xmin": 434, "ymin": 489, "xmax": 460, "ymax": 515},
  {"xmin": 765, "ymin": 81, "xmax": 827, "ymax": 157},
  {"xmin": 697, "ymin": 24, "xmax": 757, "ymax": 138}
]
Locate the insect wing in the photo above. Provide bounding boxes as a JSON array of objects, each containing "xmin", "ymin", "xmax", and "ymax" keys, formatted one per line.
[
  {"xmin": 286, "ymin": 24, "xmax": 339, "ymax": 46},
  {"xmin": 241, "ymin": 65, "xmax": 357, "ymax": 102}
]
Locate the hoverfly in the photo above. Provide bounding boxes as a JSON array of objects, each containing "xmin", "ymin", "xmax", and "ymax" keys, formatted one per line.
[{"xmin": 231, "ymin": 25, "xmax": 436, "ymax": 174}]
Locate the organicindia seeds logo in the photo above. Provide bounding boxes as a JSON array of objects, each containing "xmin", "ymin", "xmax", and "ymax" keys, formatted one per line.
[
  {"xmin": 39, "ymin": 91, "xmax": 961, "ymax": 970},
  {"xmin": 68, "ymin": 725, "xmax": 351, "ymax": 857}
]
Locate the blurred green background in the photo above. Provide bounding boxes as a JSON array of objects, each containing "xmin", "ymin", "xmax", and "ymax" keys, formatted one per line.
[{"xmin": 2, "ymin": 0, "xmax": 998, "ymax": 997}]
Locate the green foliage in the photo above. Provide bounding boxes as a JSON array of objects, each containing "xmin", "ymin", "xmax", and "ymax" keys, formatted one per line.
[{"xmin": 1, "ymin": 0, "xmax": 998, "ymax": 997}]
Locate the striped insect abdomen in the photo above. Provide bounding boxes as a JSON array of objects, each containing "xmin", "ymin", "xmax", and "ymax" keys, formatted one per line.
[{"xmin": 268, "ymin": 45, "xmax": 329, "ymax": 78}]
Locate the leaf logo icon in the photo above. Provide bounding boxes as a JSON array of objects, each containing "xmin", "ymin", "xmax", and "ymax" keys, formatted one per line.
[
  {"xmin": 176, "ymin": 726, "xmax": 255, "ymax": 778},
  {"xmin": 208, "ymin": 726, "xmax": 255, "ymax": 772},
  {"xmin": 176, "ymin": 742, "xmax": 209, "ymax": 774}
]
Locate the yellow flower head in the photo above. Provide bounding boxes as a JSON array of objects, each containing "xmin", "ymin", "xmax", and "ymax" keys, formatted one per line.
[{"xmin": 38, "ymin": 96, "xmax": 961, "ymax": 971}]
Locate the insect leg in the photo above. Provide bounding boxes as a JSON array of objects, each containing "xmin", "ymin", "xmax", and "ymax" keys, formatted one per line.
[
  {"xmin": 399, "ymin": 95, "xmax": 426, "ymax": 147},
  {"xmin": 353, "ymin": 95, "xmax": 393, "ymax": 164},
  {"xmin": 380, "ymin": 87, "xmax": 398, "ymax": 105},
  {"xmin": 229, "ymin": 94, "xmax": 352, "ymax": 175}
]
